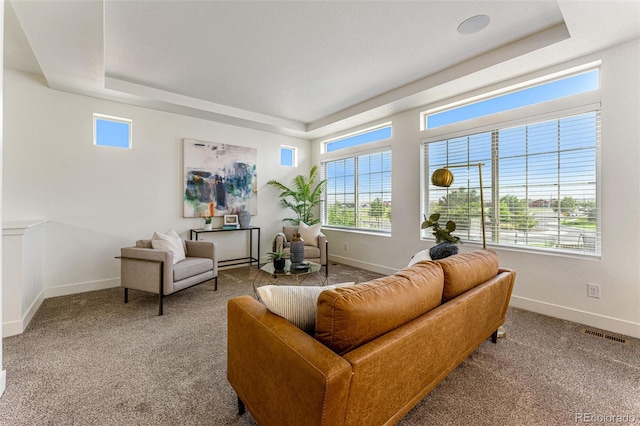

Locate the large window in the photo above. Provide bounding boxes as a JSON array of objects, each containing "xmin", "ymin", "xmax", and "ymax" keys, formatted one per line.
[
  {"xmin": 323, "ymin": 150, "xmax": 392, "ymax": 232},
  {"xmin": 321, "ymin": 124, "xmax": 393, "ymax": 233},
  {"xmin": 422, "ymin": 109, "xmax": 600, "ymax": 255}
]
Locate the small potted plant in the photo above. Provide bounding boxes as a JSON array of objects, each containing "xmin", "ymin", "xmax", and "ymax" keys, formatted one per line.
[
  {"xmin": 267, "ymin": 249, "xmax": 289, "ymax": 271},
  {"xmin": 204, "ymin": 216, "xmax": 213, "ymax": 230},
  {"xmin": 421, "ymin": 213, "xmax": 460, "ymax": 260}
]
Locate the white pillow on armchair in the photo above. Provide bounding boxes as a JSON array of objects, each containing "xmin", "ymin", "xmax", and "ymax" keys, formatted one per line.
[{"xmin": 298, "ymin": 222, "xmax": 322, "ymax": 247}]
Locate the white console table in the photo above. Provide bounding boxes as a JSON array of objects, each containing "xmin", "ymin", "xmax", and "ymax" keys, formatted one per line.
[{"xmin": 2, "ymin": 220, "xmax": 47, "ymax": 337}]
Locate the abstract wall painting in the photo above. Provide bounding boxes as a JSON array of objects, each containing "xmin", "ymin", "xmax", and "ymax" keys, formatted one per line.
[{"xmin": 183, "ymin": 139, "xmax": 257, "ymax": 218}]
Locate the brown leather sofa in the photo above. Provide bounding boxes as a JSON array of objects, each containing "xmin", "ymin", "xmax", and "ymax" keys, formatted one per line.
[{"xmin": 227, "ymin": 250, "xmax": 516, "ymax": 425}]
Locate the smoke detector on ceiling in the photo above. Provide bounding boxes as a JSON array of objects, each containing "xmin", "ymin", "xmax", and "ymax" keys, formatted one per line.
[{"xmin": 458, "ymin": 15, "xmax": 491, "ymax": 34}]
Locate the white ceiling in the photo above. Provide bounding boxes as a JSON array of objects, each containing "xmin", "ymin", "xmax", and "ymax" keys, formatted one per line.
[{"xmin": 4, "ymin": 1, "xmax": 640, "ymax": 139}]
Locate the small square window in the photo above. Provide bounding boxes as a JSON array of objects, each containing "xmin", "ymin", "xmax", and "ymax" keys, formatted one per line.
[
  {"xmin": 94, "ymin": 114, "xmax": 132, "ymax": 149},
  {"xmin": 280, "ymin": 146, "xmax": 297, "ymax": 167}
]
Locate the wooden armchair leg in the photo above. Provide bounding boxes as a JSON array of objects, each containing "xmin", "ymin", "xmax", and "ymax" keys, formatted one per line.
[
  {"xmin": 124, "ymin": 288, "xmax": 128, "ymax": 303},
  {"xmin": 491, "ymin": 330, "xmax": 498, "ymax": 344},
  {"xmin": 237, "ymin": 395, "xmax": 246, "ymax": 415},
  {"xmin": 214, "ymin": 276, "xmax": 218, "ymax": 291}
]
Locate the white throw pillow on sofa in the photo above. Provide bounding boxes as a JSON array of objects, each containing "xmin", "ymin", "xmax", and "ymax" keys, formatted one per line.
[
  {"xmin": 298, "ymin": 221, "xmax": 322, "ymax": 247},
  {"xmin": 257, "ymin": 282, "xmax": 354, "ymax": 333},
  {"xmin": 151, "ymin": 230, "xmax": 186, "ymax": 264},
  {"xmin": 407, "ymin": 249, "xmax": 430, "ymax": 267}
]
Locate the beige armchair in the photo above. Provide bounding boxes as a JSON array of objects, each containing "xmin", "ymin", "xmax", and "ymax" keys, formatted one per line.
[
  {"xmin": 119, "ymin": 239, "xmax": 218, "ymax": 315},
  {"xmin": 274, "ymin": 226, "xmax": 328, "ymax": 277}
]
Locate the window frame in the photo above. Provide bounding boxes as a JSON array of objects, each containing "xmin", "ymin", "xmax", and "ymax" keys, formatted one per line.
[
  {"xmin": 322, "ymin": 122, "xmax": 392, "ymax": 154},
  {"xmin": 320, "ymin": 123, "xmax": 394, "ymax": 234},
  {"xmin": 321, "ymin": 146, "xmax": 393, "ymax": 234},
  {"xmin": 280, "ymin": 145, "xmax": 298, "ymax": 167},
  {"xmin": 93, "ymin": 113, "xmax": 132, "ymax": 149},
  {"xmin": 420, "ymin": 60, "xmax": 602, "ymax": 132},
  {"xmin": 421, "ymin": 93, "xmax": 601, "ymax": 258}
]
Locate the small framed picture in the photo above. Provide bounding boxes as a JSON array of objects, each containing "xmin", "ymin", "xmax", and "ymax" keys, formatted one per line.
[{"xmin": 224, "ymin": 214, "xmax": 239, "ymax": 228}]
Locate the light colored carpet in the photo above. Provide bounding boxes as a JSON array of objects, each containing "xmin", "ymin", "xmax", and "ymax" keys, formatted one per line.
[{"xmin": 0, "ymin": 264, "xmax": 638, "ymax": 425}]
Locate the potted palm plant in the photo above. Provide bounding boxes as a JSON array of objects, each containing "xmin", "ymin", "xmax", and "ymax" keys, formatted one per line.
[{"xmin": 267, "ymin": 165, "xmax": 327, "ymax": 225}]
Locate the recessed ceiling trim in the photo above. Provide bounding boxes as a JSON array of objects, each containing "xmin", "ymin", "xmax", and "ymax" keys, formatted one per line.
[{"xmin": 105, "ymin": 77, "xmax": 307, "ymax": 134}]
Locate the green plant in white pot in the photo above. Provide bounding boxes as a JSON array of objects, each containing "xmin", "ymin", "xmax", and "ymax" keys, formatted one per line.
[{"xmin": 204, "ymin": 216, "xmax": 213, "ymax": 230}]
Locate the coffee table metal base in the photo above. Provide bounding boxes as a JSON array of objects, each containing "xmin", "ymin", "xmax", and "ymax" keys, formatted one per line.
[{"xmin": 253, "ymin": 260, "xmax": 327, "ymax": 298}]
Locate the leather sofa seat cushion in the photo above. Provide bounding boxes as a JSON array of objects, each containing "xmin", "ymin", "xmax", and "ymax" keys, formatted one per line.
[
  {"xmin": 436, "ymin": 249, "xmax": 499, "ymax": 302},
  {"xmin": 173, "ymin": 257, "xmax": 214, "ymax": 281},
  {"xmin": 315, "ymin": 261, "xmax": 444, "ymax": 355}
]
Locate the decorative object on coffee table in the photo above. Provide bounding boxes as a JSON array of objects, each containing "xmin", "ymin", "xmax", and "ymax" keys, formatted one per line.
[
  {"xmin": 267, "ymin": 248, "xmax": 288, "ymax": 271},
  {"xmin": 290, "ymin": 233, "xmax": 305, "ymax": 264}
]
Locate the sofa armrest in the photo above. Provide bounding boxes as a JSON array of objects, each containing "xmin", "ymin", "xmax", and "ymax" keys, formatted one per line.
[
  {"xmin": 317, "ymin": 232, "xmax": 327, "ymax": 264},
  {"xmin": 185, "ymin": 241, "xmax": 218, "ymax": 277},
  {"xmin": 120, "ymin": 247, "xmax": 174, "ymax": 294},
  {"xmin": 227, "ymin": 296, "xmax": 352, "ymax": 426}
]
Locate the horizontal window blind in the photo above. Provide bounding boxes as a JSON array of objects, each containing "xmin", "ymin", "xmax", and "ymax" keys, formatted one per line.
[
  {"xmin": 422, "ymin": 111, "xmax": 600, "ymax": 255},
  {"xmin": 323, "ymin": 150, "xmax": 392, "ymax": 233}
]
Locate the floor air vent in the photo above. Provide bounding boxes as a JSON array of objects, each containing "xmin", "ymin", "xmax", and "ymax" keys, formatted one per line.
[{"xmin": 581, "ymin": 328, "xmax": 629, "ymax": 345}]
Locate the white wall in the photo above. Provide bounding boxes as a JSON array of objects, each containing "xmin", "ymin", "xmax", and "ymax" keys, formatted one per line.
[
  {"xmin": 3, "ymin": 69, "xmax": 310, "ymax": 297},
  {"xmin": 0, "ymin": 0, "xmax": 6, "ymax": 397},
  {"xmin": 314, "ymin": 40, "xmax": 640, "ymax": 339}
]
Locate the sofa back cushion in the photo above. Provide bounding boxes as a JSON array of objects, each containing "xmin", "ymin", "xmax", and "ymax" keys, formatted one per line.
[
  {"xmin": 436, "ymin": 249, "xmax": 499, "ymax": 302},
  {"xmin": 315, "ymin": 261, "xmax": 444, "ymax": 355}
]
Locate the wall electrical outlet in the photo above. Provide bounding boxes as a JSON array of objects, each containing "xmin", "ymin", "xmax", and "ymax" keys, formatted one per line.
[
  {"xmin": 587, "ymin": 283, "xmax": 601, "ymax": 299},
  {"xmin": 343, "ymin": 242, "xmax": 349, "ymax": 251}
]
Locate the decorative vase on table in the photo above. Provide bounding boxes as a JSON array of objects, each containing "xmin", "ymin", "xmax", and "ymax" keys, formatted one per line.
[
  {"xmin": 429, "ymin": 242, "xmax": 459, "ymax": 260},
  {"xmin": 273, "ymin": 258, "xmax": 286, "ymax": 271},
  {"xmin": 290, "ymin": 233, "xmax": 305, "ymax": 264},
  {"xmin": 238, "ymin": 206, "xmax": 251, "ymax": 229}
]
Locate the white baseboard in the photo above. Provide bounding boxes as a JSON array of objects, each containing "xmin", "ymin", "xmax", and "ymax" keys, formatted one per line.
[
  {"xmin": 510, "ymin": 295, "xmax": 640, "ymax": 339},
  {"xmin": 44, "ymin": 278, "xmax": 120, "ymax": 298},
  {"xmin": 328, "ymin": 255, "xmax": 397, "ymax": 276},
  {"xmin": 2, "ymin": 289, "xmax": 45, "ymax": 338},
  {"xmin": 0, "ymin": 370, "xmax": 6, "ymax": 398}
]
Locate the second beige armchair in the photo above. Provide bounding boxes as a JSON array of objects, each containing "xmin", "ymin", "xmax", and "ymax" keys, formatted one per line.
[{"xmin": 273, "ymin": 225, "xmax": 328, "ymax": 277}]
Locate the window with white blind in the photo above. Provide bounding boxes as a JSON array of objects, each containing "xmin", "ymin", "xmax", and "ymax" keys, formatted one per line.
[
  {"xmin": 322, "ymin": 150, "xmax": 392, "ymax": 233},
  {"xmin": 422, "ymin": 109, "xmax": 600, "ymax": 255}
]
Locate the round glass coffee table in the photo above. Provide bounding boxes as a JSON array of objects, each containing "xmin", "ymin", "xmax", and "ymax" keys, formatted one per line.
[{"xmin": 253, "ymin": 260, "xmax": 327, "ymax": 297}]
